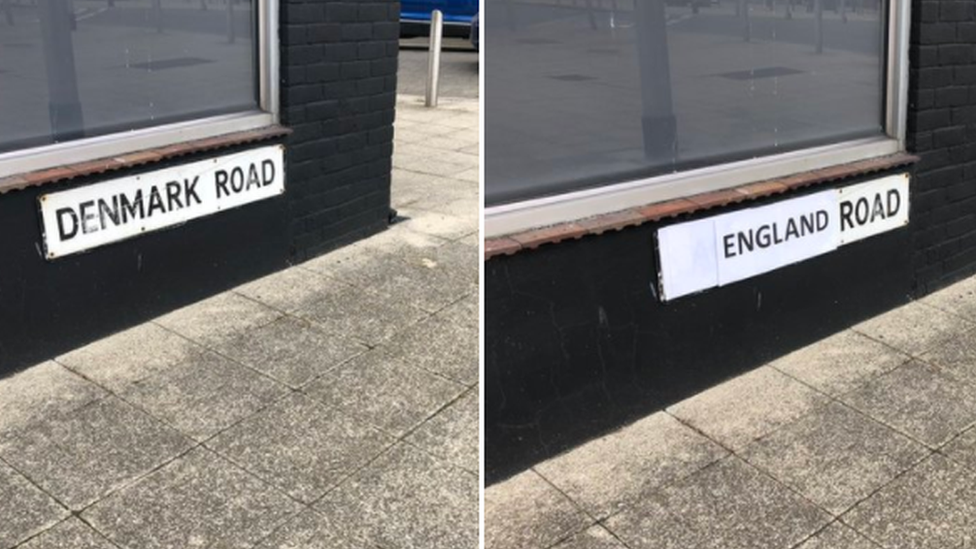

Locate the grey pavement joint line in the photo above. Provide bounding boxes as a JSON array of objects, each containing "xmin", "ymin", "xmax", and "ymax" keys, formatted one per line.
[
  {"xmin": 301, "ymin": 383, "xmax": 479, "ymax": 505},
  {"xmin": 764, "ymin": 359, "xmax": 963, "ymax": 455},
  {"xmin": 850, "ymin": 301, "xmax": 976, "ymax": 361},
  {"xmin": 398, "ymin": 384, "xmax": 480, "ymax": 474},
  {"xmin": 9, "ymin": 515, "xmax": 125, "ymax": 549},
  {"xmin": 54, "ymin": 342, "xmax": 290, "ymax": 451},
  {"xmin": 46, "ymin": 354, "xmax": 313, "ymax": 519},
  {"xmin": 147, "ymin": 317, "xmax": 304, "ymax": 391},
  {"xmin": 668, "ymin": 392, "xmax": 935, "ymax": 521},
  {"xmin": 529, "ymin": 467, "xmax": 602, "ymax": 549},
  {"xmin": 672, "ymin": 377, "xmax": 943, "ymax": 512}
]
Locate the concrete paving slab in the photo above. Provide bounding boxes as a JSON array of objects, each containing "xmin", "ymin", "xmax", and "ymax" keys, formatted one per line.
[
  {"xmin": 119, "ymin": 349, "xmax": 288, "ymax": 441},
  {"xmin": 234, "ymin": 266, "xmax": 353, "ymax": 314},
  {"xmin": 741, "ymin": 401, "xmax": 927, "ymax": 515},
  {"xmin": 771, "ymin": 329, "xmax": 909, "ymax": 396},
  {"xmin": 0, "ymin": 362, "xmax": 106, "ymax": 438},
  {"xmin": 378, "ymin": 313, "xmax": 479, "ymax": 385},
  {"xmin": 315, "ymin": 443, "xmax": 478, "ymax": 549},
  {"xmin": 394, "ymin": 153, "xmax": 472, "ymax": 178},
  {"xmin": 253, "ymin": 509, "xmax": 364, "ymax": 549},
  {"xmin": 16, "ymin": 517, "xmax": 116, "ymax": 549},
  {"xmin": 300, "ymin": 244, "xmax": 390, "ymax": 286},
  {"xmin": 396, "ymin": 207, "xmax": 479, "ymax": 240},
  {"xmin": 918, "ymin": 333, "xmax": 976, "ymax": 387},
  {"xmin": 82, "ymin": 447, "xmax": 303, "ymax": 549},
  {"xmin": 938, "ymin": 425, "xmax": 976, "ymax": 472},
  {"xmin": 605, "ymin": 457, "xmax": 831, "ymax": 549},
  {"xmin": 0, "ymin": 460, "xmax": 68, "ymax": 549},
  {"xmin": 484, "ymin": 469, "xmax": 592, "ymax": 549},
  {"xmin": 439, "ymin": 294, "xmax": 479, "ymax": 329},
  {"xmin": 367, "ymin": 254, "xmax": 476, "ymax": 315},
  {"xmin": 354, "ymin": 220, "xmax": 450, "ymax": 254},
  {"xmin": 794, "ymin": 522, "xmax": 878, "ymax": 549},
  {"xmin": 667, "ymin": 367, "xmax": 831, "ymax": 451},
  {"xmin": 394, "ymin": 239, "xmax": 479, "ymax": 277},
  {"xmin": 56, "ymin": 323, "xmax": 201, "ymax": 391},
  {"xmin": 853, "ymin": 300, "xmax": 976, "ymax": 357},
  {"xmin": 844, "ymin": 454, "xmax": 976, "ymax": 549},
  {"xmin": 0, "ymin": 396, "xmax": 192, "ymax": 511},
  {"xmin": 315, "ymin": 247, "xmax": 474, "ymax": 314},
  {"xmin": 207, "ymin": 392, "xmax": 395, "ymax": 504},
  {"xmin": 210, "ymin": 316, "xmax": 368, "ymax": 389},
  {"xmin": 302, "ymin": 354, "xmax": 466, "ymax": 437},
  {"xmin": 156, "ymin": 291, "xmax": 283, "ymax": 347},
  {"xmin": 551, "ymin": 526, "xmax": 628, "ymax": 549},
  {"xmin": 405, "ymin": 388, "xmax": 479, "ymax": 474},
  {"xmin": 840, "ymin": 360, "xmax": 976, "ymax": 448},
  {"xmin": 294, "ymin": 281, "xmax": 428, "ymax": 346},
  {"xmin": 534, "ymin": 411, "xmax": 727, "ymax": 519},
  {"xmin": 921, "ymin": 275, "xmax": 976, "ymax": 322}
]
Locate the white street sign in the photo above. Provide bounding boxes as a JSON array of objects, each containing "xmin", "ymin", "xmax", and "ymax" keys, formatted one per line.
[
  {"xmin": 39, "ymin": 145, "xmax": 285, "ymax": 259},
  {"xmin": 658, "ymin": 174, "xmax": 910, "ymax": 301}
]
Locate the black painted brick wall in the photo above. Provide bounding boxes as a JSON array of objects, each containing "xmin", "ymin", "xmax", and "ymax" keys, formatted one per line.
[
  {"xmin": 909, "ymin": 0, "xmax": 976, "ymax": 293},
  {"xmin": 280, "ymin": 0, "xmax": 398, "ymax": 262}
]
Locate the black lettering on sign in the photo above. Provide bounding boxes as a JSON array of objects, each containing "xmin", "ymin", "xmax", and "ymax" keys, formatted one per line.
[
  {"xmin": 887, "ymin": 189, "xmax": 901, "ymax": 217},
  {"xmin": 723, "ymin": 234, "xmax": 736, "ymax": 258},
  {"xmin": 231, "ymin": 167, "xmax": 245, "ymax": 193},
  {"xmin": 871, "ymin": 193, "xmax": 885, "ymax": 222},
  {"xmin": 98, "ymin": 196, "xmax": 120, "ymax": 229},
  {"xmin": 184, "ymin": 177, "xmax": 202, "ymax": 205},
  {"xmin": 79, "ymin": 200, "xmax": 98, "ymax": 234},
  {"xmin": 840, "ymin": 190, "xmax": 902, "ymax": 232},
  {"xmin": 855, "ymin": 198, "xmax": 869, "ymax": 225},
  {"xmin": 756, "ymin": 225, "xmax": 772, "ymax": 248},
  {"xmin": 56, "ymin": 208, "xmax": 79, "ymax": 240},
  {"xmin": 816, "ymin": 210, "xmax": 829, "ymax": 231},
  {"xmin": 166, "ymin": 181, "xmax": 183, "ymax": 211},
  {"xmin": 262, "ymin": 159, "xmax": 276, "ymax": 186},
  {"xmin": 737, "ymin": 231, "xmax": 754, "ymax": 255},
  {"xmin": 722, "ymin": 209, "xmax": 828, "ymax": 258},
  {"xmin": 246, "ymin": 164, "xmax": 261, "ymax": 191},
  {"xmin": 215, "ymin": 169, "xmax": 230, "ymax": 198},
  {"xmin": 147, "ymin": 186, "xmax": 166, "ymax": 217},
  {"xmin": 120, "ymin": 190, "xmax": 144, "ymax": 223},
  {"xmin": 840, "ymin": 201, "xmax": 854, "ymax": 231},
  {"xmin": 801, "ymin": 213, "xmax": 815, "ymax": 234}
]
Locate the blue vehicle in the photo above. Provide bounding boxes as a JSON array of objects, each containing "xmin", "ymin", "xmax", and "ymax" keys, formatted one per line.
[{"xmin": 401, "ymin": 0, "xmax": 479, "ymax": 39}]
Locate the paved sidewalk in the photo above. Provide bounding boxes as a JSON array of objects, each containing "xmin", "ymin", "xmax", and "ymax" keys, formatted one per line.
[
  {"xmin": 486, "ymin": 275, "xmax": 976, "ymax": 549},
  {"xmin": 0, "ymin": 95, "xmax": 479, "ymax": 549}
]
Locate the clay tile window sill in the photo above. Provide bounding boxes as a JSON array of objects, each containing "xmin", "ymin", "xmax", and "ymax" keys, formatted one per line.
[{"xmin": 0, "ymin": 126, "xmax": 291, "ymax": 195}]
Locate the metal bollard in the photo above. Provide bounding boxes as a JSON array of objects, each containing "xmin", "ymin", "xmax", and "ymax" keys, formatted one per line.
[{"xmin": 425, "ymin": 9, "xmax": 443, "ymax": 108}]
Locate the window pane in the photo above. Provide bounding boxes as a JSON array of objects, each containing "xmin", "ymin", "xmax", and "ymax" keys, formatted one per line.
[
  {"xmin": 0, "ymin": 0, "xmax": 257, "ymax": 155},
  {"xmin": 485, "ymin": 0, "xmax": 885, "ymax": 206}
]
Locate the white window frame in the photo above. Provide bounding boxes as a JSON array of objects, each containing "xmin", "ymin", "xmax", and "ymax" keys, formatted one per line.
[
  {"xmin": 485, "ymin": 0, "xmax": 911, "ymax": 238},
  {"xmin": 0, "ymin": 0, "xmax": 280, "ymax": 178}
]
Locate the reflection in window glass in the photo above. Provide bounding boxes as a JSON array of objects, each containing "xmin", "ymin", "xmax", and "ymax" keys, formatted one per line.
[
  {"xmin": 485, "ymin": 0, "xmax": 885, "ymax": 206},
  {"xmin": 0, "ymin": 0, "xmax": 257, "ymax": 155}
]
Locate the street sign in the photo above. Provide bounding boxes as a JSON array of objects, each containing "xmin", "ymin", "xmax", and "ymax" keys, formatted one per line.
[
  {"xmin": 39, "ymin": 145, "xmax": 285, "ymax": 259},
  {"xmin": 657, "ymin": 174, "xmax": 910, "ymax": 301}
]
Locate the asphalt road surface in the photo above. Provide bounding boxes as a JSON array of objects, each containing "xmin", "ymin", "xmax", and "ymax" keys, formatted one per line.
[{"xmin": 398, "ymin": 37, "xmax": 480, "ymax": 99}]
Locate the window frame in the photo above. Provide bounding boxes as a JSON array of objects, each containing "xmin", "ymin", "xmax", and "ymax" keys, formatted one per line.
[
  {"xmin": 484, "ymin": 0, "xmax": 910, "ymax": 238},
  {"xmin": 0, "ymin": 0, "xmax": 280, "ymax": 178}
]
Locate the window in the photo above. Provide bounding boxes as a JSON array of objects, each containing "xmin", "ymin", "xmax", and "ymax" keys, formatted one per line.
[
  {"xmin": 0, "ymin": 0, "xmax": 277, "ymax": 174},
  {"xmin": 485, "ymin": 0, "xmax": 909, "ymax": 235}
]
